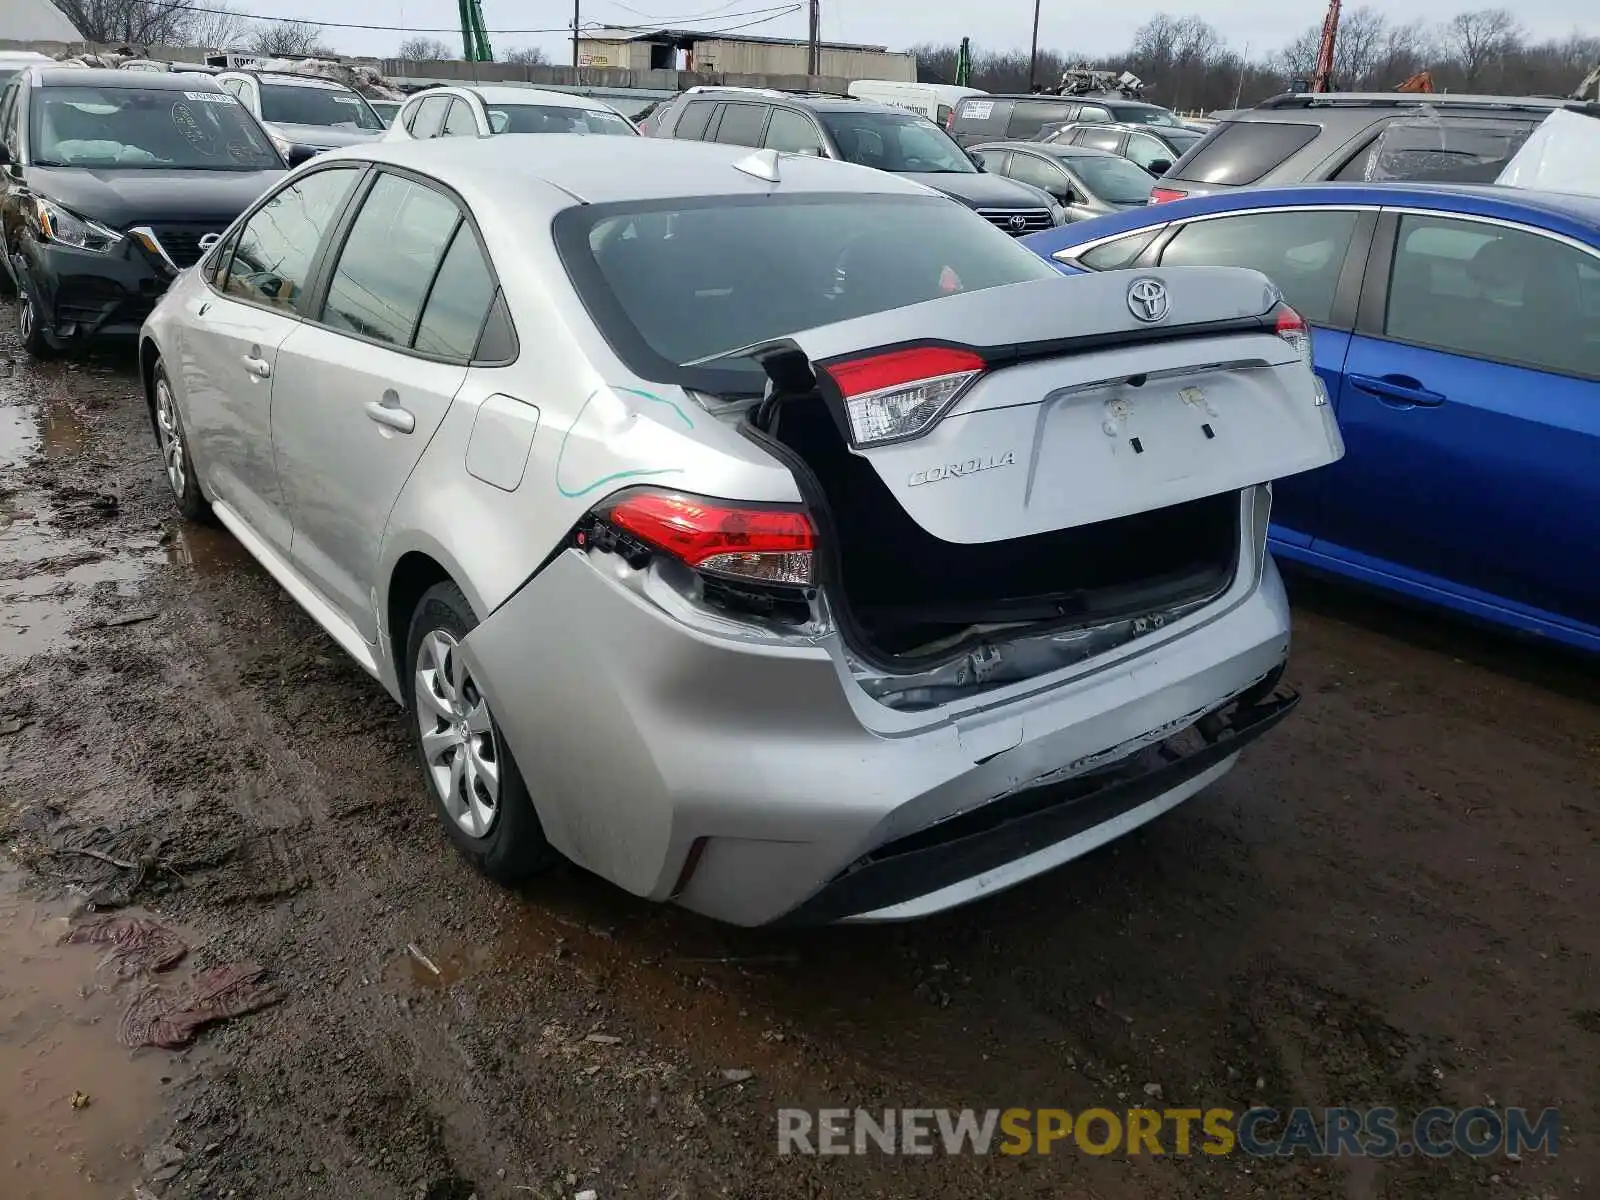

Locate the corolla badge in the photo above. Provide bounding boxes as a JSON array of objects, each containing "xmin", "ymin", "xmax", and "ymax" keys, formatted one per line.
[
  {"xmin": 907, "ymin": 450, "xmax": 1016, "ymax": 487},
  {"xmin": 1126, "ymin": 276, "xmax": 1170, "ymax": 323}
]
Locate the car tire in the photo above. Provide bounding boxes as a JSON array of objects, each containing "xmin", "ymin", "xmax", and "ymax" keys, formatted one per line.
[
  {"xmin": 17, "ymin": 284, "xmax": 57, "ymax": 360},
  {"xmin": 150, "ymin": 360, "xmax": 210, "ymax": 521},
  {"xmin": 406, "ymin": 580, "xmax": 557, "ymax": 883}
]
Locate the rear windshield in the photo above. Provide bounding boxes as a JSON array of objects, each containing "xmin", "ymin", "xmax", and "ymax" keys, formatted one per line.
[
  {"xmin": 30, "ymin": 85, "xmax": 280, "ymax": 170},
  {"xmin": 260, "ymin": 83, "xmax": 384, "ymax": 130},
  {"xmin": 555, "ymin": 194, "xmax": 1057, "ymax": 390},
  {"xmin": 1109, "ymin": 105, "xmax": 1184, "ymax": 127},
  {"xmin": 1067, "ymin": 154, "xmax": 1157, "ymax": 204},
  {"xmin": 488, "ymin": 103, "xmax": 635, "ymax": 136},
  {"xmin": 1168, "ymin": 120, "xmax": 1320, "ymax": 185}
]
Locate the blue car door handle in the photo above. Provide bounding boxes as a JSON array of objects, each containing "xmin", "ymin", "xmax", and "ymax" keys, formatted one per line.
[{"xmin": 1348, "ymin": 373, "xmax": 1446, "ymax": 408}]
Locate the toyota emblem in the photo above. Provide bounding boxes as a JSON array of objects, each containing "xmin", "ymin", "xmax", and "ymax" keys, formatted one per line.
[
  {"xmin": 1126, "ymin": 277, "xmax": 1170, "ymax": 323},
  {"xmin": 1008, "ymin": 214, "xmax": 1027, "ymax": 233}
]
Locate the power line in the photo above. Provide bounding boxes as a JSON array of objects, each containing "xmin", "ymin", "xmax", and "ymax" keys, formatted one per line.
[{"xmin": 151, "ymin": 1, "xmax": 801, "ymax": 37}]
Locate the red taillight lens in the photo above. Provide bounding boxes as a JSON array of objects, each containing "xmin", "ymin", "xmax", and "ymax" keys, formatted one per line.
[
  {"xmin": 1149, "ymin": 187, "xmax": 1188, "ymax": 204},
  {"xmin": 603, "ymin": 491, "xmax": 815, "ymax": 586},
  {"xmin": 1273, "ymin": 303, "xmax": 1313, "ymax": 365},
  {"xmin": 822, "ymin": 346, "xmax": 986, "ymax": 447}
]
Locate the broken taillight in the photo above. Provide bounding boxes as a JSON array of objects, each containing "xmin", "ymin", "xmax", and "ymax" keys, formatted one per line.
[
  {"xmin": 821, "ymin": 346, "xmax": 985, "ymax": 448},
  {"xmin": 597, "ymin": 490, "xmax": 816, "ymax": 586},
  {"xmin": 1149, "ymin": 187, "xmax": 1188, "ymax": 204},
  {"xmin": 1273, "ymin": 303, "xmax": 1313, "ymax": 367}
]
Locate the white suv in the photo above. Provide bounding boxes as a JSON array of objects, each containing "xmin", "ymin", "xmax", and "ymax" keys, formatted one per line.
[{"xmin": 386, "ymin": 85, "xmax": 636, "ymax": 140}]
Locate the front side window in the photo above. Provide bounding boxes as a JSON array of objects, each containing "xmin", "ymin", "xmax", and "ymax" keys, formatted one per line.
[
  {"xmin": 1160, "ymin": 209, "xmax": 1359, "ymax": 324},
  {"xmin": 1004, "ymin": 153, "xmax": 1069, "ymax": 200},
  {"xmin": 1076, "ymin": 105, "xmax": 1110, "ymax": 123},
  {"xmin": 971, "ymin": 148, "xmax": 1008, "ymax": 172},
  {"xmin": 0, "ymin": 83, "xmax": 19, "ymax": 152},
  {"xmin": 30, "ymin": 85, "xmax": 279, "ymax": 170},
  {"xmin": 221, "ymin": 167, "xmax": 361, "ymax": 311},
  {"xmin": 442, "ymin": 98, "xmax": 478, "ymax": 137},
  {"xmin": 560, "ymin": 194, "xmax": 1058, "ymax": 387},
  {"xmin": 321, "ymin": 174, "xmax": 461, "ymax": 347},
  {"xmin": 258, "ymin": 83, "xmax": 384, "ymax": 131},
  {"xmin": 1126, "ymin": 132, "xmax": 1175, "ymax": 172},
  {"xmin": 408, "ymin": 95, "xmax": 450, "ymax": 139},
  {"xmin": 1109, "ymin": 105, "xmax": 1183, "ymax": 127},
  {"xmin": 486, "ymin": 103, "xmax": 635, "ymax": 136},
  {"xmin": 1384, "ymin": 215, "xmax": 1600, "ymax": 379},
  {"xmin": 818, "ymin": 110, "xmax": 973, "ymax": 173},
  {"xmin": 763, "ymin": 108, "xmax": 823, "ymax": 154}
]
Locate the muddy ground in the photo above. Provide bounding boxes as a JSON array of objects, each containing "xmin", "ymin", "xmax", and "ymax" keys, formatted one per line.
[{"xmin": 0, "ymin": 299, "xmax": 1594, "ymax": 1200}]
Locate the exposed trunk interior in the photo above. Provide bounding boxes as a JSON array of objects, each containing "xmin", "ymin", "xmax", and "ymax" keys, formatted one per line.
[{"xmin": 764, "ymin": 399, "xmax": 1240, "ymax": 663}]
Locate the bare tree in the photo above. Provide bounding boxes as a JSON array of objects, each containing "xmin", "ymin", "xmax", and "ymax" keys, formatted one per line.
[
  {"xmin": 1442, "ymin": 8, "xmax": 1522, "ymax": 88},
  {"xmin": 49, "ymin": 0, "xmax": 188, "ymax": 45},
  {"xmin": 245, "ymin": 20, "xmax": 332, "ymax": 59},
  {"xmin": 397, "ymin": 37, "xmax": 454, "ymax": 62},
  {"xmin": 501, "ymin": 46, "xmax": 551, "ymax": 66},
  {"xmin": 1332, "ymin": 7, "xmax": 1388, "ymax": 85},
  {"xmin": 182, "ymin": 3, "xmax": 251, "ymax": 50}
]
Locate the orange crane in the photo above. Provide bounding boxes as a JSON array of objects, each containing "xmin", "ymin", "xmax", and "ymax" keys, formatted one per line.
[
  {"xmin": 1309, "ymin": 0, "xmax": 1340, "ymax": 93},
  {"xmin": 1394, "ymin": 71, "xmax": 1435, "ymax": 92}
]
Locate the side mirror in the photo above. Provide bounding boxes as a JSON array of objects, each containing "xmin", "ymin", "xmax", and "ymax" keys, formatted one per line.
[
  {"xmin": 1148, "ymin": 158, "xmax": 1172, "ymax": 175},
  {"xmin": 286, "ymin": 143, "xmax": 319, "ymax": 167}
]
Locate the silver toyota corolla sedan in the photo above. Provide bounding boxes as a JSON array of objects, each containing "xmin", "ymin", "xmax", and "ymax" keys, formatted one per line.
[{"xmin": 138, "ymin": 135, "xmax": 1343, "ymax": 925}]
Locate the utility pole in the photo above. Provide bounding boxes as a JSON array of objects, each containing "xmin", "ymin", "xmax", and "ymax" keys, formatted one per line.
[
  {"xmin": 1234, "ymin": 41, "xmax": 1249, "ymax": 108},
  {"xmin": 807, "ymin": 0, "xmax": 820, "ymax": 77},
  {"xmin": 1027, "ymin": 0, "xmax": 1041, "ymax": 90},
  {"xmin": 572, "ymin": 0, "xmax": 581, "ymax": 68}
]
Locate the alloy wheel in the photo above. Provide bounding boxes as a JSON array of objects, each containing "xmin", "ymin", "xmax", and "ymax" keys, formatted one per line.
[
  {"xmin": 414, "ymin": 628, "xmax": 501, "ymax": 838},
  {"xmin": 153, "ymin": 377, "xmax": 186, "ymax": 499},
  {"xmin": 18, "ymin": 293, "xmax": 33, "ymax": 342}
]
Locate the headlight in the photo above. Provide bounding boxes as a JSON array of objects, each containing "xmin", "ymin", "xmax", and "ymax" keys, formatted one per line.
[{"xmin": 34, "ymin": 198, "xmax": 122, "ymax": 253}]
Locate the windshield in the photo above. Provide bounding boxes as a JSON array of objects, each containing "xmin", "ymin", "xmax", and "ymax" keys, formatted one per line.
[
  {"xmin": 1110, "ymin": 105, "xmax": 1184, "ymax": 127},
  {"xmin": 30, "ymin": 85, "xmax": 281, "ymax": 170},
  {"xmin": 488, "ymin": 104, "xmax": 636, "ymax": 136},
  {"xmin": 259, "ymin": 82, "xmax": 384, "ymax": 130},
  {"xmin": 1064, "ymin": 153, "xmax": 1156, "ymax": 204},
  {"xmin": 559, "ymin": 195, "xmax": 1056, "ymax": 384},
  {"xmin": 818, "ymin": 110, "xmax": 974, "ymax": 173}
]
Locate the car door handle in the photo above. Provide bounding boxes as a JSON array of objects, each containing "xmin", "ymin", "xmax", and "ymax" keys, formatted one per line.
[
  {"xmin": 1348, "ymin": 373, "xmax": 1445, "ymax": 408},
  {"xmin": 241, "ymin": 354, "xmax": 271, "ymax": 379},
  {"xmin": 365, "ymin": 394, "xmax": 415, "ymax": 434}
]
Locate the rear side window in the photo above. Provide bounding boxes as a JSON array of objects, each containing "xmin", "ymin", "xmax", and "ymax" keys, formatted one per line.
[
  {"xmin": 674, "ymin": 100, "xmax": 715, "ymax": 140},
  {"xmin": 1169, "ymin": 120, "xmax": 1320, "ymax": 186},
  {"xmin": 1005, "ymin": 100, "xmax": 1078, "ymax": 140},
  {"xmin": 221, "ymin": 167, "xmax": 360, "ymax": 313},
  {"xmin": 414, "ymin": 226, "xmax": 495, "ymax": 359},
  {"xmin": 322, "ymin": 174, "xmax": 461, "ymax": 347},
  {"xmin": 712, "ymin": 102, "xmax": 767, "ymax": 147},
  {"xmin": 1160, "ymin": 209, "xmax": 1360, "ymax": 324},
  {"xmin": 558, "ymin": 195, "xmax": 1058, "ymax": 383},
  {"xmin": 1344, "ymin": 118, "xmax": 1538, "ymax": 184}
]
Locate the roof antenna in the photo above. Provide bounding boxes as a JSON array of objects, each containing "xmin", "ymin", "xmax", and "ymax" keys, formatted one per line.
[{"xmin": 734, "ymin": 147, "xmax": 781, "ymax": 183}]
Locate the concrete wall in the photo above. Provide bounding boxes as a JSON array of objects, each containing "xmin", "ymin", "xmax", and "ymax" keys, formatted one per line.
[
  {"xmin": 689, "ymin": 39, "xmax": 915, "ymax": 82},
  {"xmin": 0, "ymin": 38, "xmax": 897, "ymax": 97}
]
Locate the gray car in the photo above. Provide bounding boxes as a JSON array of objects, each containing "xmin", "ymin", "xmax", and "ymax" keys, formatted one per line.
[
  {"xmin": 137, "ymin": 136, "xmax": 1342, "ymax": 925},
  {"xmin": 970, "ymin": 142, "xmax": 1157, "ymax": 222},
  {"xmin": 1156, "ymin": 91, "xmax": 1586, "ymax": 203}
]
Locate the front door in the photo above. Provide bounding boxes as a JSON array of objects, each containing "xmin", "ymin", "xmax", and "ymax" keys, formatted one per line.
[
  {"xmin": 271, "ymin": 170, "xmax": 496, "ymax": 639},
  {"xmin": 176, "ymin": 165, "xmax": 363, "ymax": 553},
  {"xmin": 1318, "ymin": 211, "xmax": 1600, "ymax": 628}
]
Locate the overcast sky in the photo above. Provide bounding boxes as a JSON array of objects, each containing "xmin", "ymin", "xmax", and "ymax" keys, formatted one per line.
[{"xmin": 240, "ymin": 0, "xmax": 1594, "ymax": 63}]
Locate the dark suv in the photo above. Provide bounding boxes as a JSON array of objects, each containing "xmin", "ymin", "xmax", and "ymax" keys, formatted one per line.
[
  {"xmin": 1155, "ymin": 91, "xmax": 1596, "ymax": 203},
  {"xmin": 948, "ymin": 94, "xmax": 1184, "ymax": 145},
  {"xmin": 651, "ymin": 90, "xmax": 1064, "ymax": 235}
]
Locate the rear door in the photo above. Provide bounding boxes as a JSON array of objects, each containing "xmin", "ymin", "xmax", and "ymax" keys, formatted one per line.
[
  {"xmin": 1151, "ymin": 205, "xmax": 1376, "ymax": 542},
  {"xmin": 270, "ymin": 170, "xmax": 495, "ymax": 638},
  {"xmin": 1319, "ymin": 210, "xmax": 1600, "ymax": 629},
  {"xmin": 781, "ymin": 269, "xmax": 1343, "ymax": 543}
]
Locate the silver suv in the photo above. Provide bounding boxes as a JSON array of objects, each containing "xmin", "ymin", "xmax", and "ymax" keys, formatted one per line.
[{"xmin": 1156, "ymin": 92, "xmax": 1591, "ymax": 203}]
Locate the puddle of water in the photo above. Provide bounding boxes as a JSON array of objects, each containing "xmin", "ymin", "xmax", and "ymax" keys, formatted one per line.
[
  {"xmin": 165, "ymin": 523, "xmax": 251, "ymax": 576},
  {"xmin": 40, "ymin": 406, "xmax": 88, "ymax": 460},
  {"xmin": 0, "ymin": 869, "xmax": 173, "ymax": 1199},
  {"xmin": 392, "ymin": 941, "xmax": 490, "ymax": 991},
  {"xmin": 0, "ymin": 405, "xmax": 41, "ymax": 469}
]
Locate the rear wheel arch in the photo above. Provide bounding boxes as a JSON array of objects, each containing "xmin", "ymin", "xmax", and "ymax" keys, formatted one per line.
[{"xmin": 387, "ymin": 551, "xmax": 455, "ymax": 688}]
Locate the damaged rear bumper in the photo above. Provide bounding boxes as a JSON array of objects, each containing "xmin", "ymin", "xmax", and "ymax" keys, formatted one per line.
[{"xmin": 776, "ymin": 688, "xmax": 1296, "ymax": 924}]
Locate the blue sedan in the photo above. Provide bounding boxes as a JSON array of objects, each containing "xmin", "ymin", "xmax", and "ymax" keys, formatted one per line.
[{"xmin": 1024, "ymin": 183, "xmax": 1600, "ymax": 654}]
